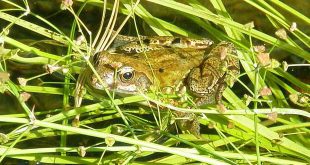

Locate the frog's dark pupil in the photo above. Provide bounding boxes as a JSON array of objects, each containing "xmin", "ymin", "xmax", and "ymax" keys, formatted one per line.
[
  {"xmin": 159, "ymin": 68, "xmax": 164, "ymax": 73},
  {"xmin": 123, "ymin": 72, "xmax": 133, "ymax": 80}
]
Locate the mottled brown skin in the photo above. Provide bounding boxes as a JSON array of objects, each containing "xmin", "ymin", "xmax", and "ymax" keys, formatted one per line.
[
  {"xmin": 187, "ymin": 41, "xmax": 240, "ymax": 105},
  {"xmin": 112, "ymin": 35, "xmax": 214, "ymax": 54},
  {"xmin": 90, "ymin": 47, "xmax": 207, "ymax": 94},
  {"xmin": 87, "ymin": 36, "xmax": 239, "ymax": 137}
]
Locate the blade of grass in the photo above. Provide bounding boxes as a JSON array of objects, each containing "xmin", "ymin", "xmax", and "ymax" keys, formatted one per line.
[
  {"xmin": 3, "ymin": 36, "xmax": 62, "ymax": 61},
  {"xmin": 0, "ymin": 11, "xmax": 68, "ymax": 45},
  {"xmin": 145, "ymin": 0, "xmax": 310, "ymax": 60},
  {"xmin": 226, "ymin": 115, "xmax": 310, "ymax": 160},
  {"xmin": 0, "ymin": 116, "xmax": 233, "ymax": 164},
  {"xmin": 267, "ymin": 0, "xmax": 310, "ymax": 24},
  {"xmin": 244, "ymin": 0, "xmax": 310, "ymax": 48}
]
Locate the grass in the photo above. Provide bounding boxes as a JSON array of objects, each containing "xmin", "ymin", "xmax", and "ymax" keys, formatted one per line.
[{"xmin": 0, "ymin": 0, "xmax": 309, "ymax": 164}]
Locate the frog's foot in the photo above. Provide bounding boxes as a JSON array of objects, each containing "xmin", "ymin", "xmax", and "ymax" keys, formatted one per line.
[
  {"xmin": 214, "ymin": 78, "xmax": 227, "ymax": 104},
  {"xmin": 174, "ymin": 111, "xmax": 201, "ymax": 138},
  {"xmin": 194, "ymin": 79, "xmax": 226, "ymax": 106},
  {"xmin": 195, "ymin": 95, "xmax": 216, "ymax": 106},
  {"xmin": 187, "ymin": 66, "xmax": 220, "ymax": 103}
]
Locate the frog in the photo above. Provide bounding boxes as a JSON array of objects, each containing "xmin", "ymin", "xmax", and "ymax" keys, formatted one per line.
[
  {"xmin": 85, "ymin": 36, "xmax": 240, "ymax": 137},
  {"xmin": 89, "ymin": 36, "xmax": 215, "ymax": 95}
]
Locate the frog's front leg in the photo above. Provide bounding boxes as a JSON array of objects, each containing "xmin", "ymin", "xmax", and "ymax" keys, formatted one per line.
[{"xmin": 187, "ymin": 41, "xmax": 240, "ymax": 106}]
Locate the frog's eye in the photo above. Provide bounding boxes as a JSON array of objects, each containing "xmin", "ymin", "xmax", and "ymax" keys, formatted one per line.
[
  {"xmin": 122, "ymin": 72, "xmax": 134, "ymax": 80},
  {"xmin": 118, "ymin": 66, "xmax": 135, "ymax": 82}
]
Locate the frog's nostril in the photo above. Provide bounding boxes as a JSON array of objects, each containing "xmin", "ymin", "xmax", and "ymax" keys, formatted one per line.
[
  {"xmin": 171, "ymin": 37, "xmax": 181, "ymax": 44},
  {"xmin": 143, "ymin": 38, "xmax": 150, "ymax": 44}
]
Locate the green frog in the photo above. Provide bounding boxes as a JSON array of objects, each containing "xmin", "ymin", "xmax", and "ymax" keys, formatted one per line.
[{"xmin": 85, "ymin": 35, "xmax": 240, "ymax": 136}]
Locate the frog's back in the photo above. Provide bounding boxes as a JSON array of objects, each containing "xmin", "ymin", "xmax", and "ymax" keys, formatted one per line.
[
  {"xmin": 93, "ymin": 47, "xmax": 206, "ymax": 92},
  {"xmin": 145, "ymin": 48, "xmax": 206, "ymax": 88}
]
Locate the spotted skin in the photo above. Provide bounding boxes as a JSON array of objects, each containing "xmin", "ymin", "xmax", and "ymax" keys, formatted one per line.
[
  {"xmin": 110, "ymin": 35, "xmax": 214, "ymax": 54},
  {"xmin": 187, "ymin": 41, "xmax": 240, "ymax": 105},
  {"xmin": 89, "ymin": 35, "xmax": 239, "ymax": 137}
]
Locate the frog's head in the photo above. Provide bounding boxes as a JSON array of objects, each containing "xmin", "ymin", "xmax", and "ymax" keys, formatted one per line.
[{"xmin": 89, "ymin": 52, "xmax": 153, "ymax": 94}]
